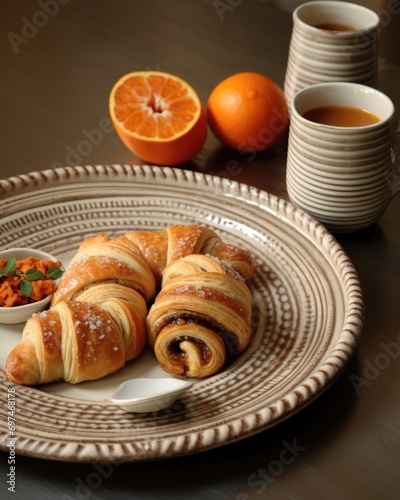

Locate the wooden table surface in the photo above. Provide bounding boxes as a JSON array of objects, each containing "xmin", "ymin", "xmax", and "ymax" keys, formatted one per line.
[{"xmin": 1, "ymin": 1, "xmax": 400, "ymax": 499}]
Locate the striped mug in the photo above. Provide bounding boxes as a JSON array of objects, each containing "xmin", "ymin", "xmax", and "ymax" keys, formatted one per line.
[{"xmin": 286, "ymin": 82, "xmax": 400, "ymax": 233}]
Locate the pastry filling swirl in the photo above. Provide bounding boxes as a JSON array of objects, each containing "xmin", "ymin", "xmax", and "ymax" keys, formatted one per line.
[
  {"xmin": 167, "ymin": 335, "xmax": 211, "ymax": 364},
  {"xmin": 156, "ymin": 312, "xmax": 239, "ymax": 357}
]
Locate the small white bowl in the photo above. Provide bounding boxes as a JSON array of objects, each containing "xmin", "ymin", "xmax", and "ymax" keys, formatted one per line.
[
  {"xmin": 110, "ymin": 377, "xmax": 194, "ymax": 413},
  {"xmin": 0, "ymin": 247, "xmax": 61, "ymax": 324}
]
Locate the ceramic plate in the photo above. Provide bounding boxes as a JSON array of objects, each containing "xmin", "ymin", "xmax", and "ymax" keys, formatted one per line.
[{"xmin": 0, "ymin": 165, "xmax": 363, "ymax": 462}]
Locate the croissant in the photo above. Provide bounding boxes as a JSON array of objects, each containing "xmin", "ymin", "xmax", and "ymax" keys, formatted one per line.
[
  {"xmin": 146, "ymin": 254, "xmax": 253, "ymax": 377},
  {"xmin": 51, "ymin": 233, "xmax": 156, "ymax": 305},
  {"xmin": 6, "ymin": 234, "xmax": 153, "ymax": 385},
  {"xmin": 124, "ymin": 224, "xmax": 255, "ymax": 285},
  {"xmin": 5, "ymin": 292, "xmax": 147, "ymax": 385},
  {"xmin": 6, "ymin": 224, "xmax": 255, "ymax": 385}
]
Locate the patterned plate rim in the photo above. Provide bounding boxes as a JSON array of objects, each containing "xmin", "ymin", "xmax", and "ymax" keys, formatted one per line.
[{"xmin": 0, "ymin": 164, "xmax": 364, "ymax": 462}]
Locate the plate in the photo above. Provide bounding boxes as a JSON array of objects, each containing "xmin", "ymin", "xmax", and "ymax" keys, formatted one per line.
[{"xmin": 0, "ymin": 164, "xmax": 363, "ymax": 462}]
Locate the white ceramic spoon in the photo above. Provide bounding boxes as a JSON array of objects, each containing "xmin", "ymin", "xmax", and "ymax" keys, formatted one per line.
[{"xmin": 110, "ymin": 377, "xmax": 194, "ymax": 413}]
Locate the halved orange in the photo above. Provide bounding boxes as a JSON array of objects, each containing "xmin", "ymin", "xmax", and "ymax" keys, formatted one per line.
[{"xmin": 109, "ymin": 71, "xmax": 207, "ymax": 166}]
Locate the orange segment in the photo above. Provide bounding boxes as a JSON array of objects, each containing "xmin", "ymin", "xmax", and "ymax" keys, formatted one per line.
[{"xmin": 109, "ymin": 71, "xmax": 207, "ymax": 166}]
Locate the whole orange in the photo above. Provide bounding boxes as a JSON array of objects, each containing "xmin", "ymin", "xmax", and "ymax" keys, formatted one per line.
[
  {"xmin": 109, "ymin": 71, "xmax": 207, "ymax": 166},
  {"xmin": 207, "ymin": 72, "xmax": 289, "ymax": 152}
]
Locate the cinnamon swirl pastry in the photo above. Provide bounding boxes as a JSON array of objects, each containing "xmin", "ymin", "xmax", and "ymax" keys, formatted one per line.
[{"xmin": 146, "ymin": 254, "xmax": 253, "ymax": 377}]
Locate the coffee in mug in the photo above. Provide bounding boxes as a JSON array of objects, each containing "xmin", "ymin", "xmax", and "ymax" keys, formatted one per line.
[
  {"xmin": 284, "ymin": 1, "xmax": 380, "ymax": 108},
  {"xmin": 313, "ymin": 23, "xmax": 356, "ymax": 32},
  {"xmin": 286, "ymin": 82, "xmax": 400, "ymax": 233},
  {"xmin": 302, "ymin": 106, "xmax": 381, "ymax": 127}
]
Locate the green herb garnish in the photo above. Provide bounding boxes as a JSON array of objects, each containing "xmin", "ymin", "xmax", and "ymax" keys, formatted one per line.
[{"xmin": 0, "ymin": 257, "xmax": 63, "ymax": 298}]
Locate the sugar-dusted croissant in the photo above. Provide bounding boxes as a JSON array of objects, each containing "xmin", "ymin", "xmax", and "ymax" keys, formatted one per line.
[
  {"xmin": 51, "ymin": 233, "xmax": 156, "ymax": 305},
  {"xmin": 124, "ymin": 224, "xmax": 255, "ymax": 286},
  {"xmin": 6, "ymin": 288, "xmax": 147, "ymax": 385},
  {"xmin": 6, "ymin": 232, "xmax": 154, "ymax": 385},
  {"xmin": 146, "ymin": 254, "xmax": 253, "ymax": 377}
]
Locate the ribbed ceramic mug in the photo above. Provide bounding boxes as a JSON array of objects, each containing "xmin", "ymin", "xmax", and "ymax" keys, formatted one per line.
[
  {"xmin": 286, "ymin": 82, "xmax": 400, "ymax": 233},
  {"xmin": 284, "ymin": 1, "xmax": 379, "ymax": 107}
]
